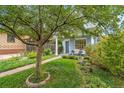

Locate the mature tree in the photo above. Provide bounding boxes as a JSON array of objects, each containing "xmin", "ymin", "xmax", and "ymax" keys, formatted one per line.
[{"xmin": 0, "ymin": 5, "xmax": 123, "ymax": 82}]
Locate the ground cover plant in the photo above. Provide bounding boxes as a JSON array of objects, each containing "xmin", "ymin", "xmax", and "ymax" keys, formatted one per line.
[{"xmin": 77, "ymin": 57, "xmax": 124, "ymax": 88}]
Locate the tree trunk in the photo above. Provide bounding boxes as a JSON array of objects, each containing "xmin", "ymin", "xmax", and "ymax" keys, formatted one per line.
[{"xmin": 35, "ymin": 45, "xmax": 43, "ymax": 81}]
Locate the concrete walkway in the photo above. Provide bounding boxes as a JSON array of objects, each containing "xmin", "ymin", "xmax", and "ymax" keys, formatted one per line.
[{"xmin": 0, "ymin": 56, "xmax": 61, "ymax": 78}]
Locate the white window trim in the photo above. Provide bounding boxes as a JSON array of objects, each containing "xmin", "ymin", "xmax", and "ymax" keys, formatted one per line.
[{"xmin": 74, "ymin": 38, "xmax": 87, "ymax": 50}]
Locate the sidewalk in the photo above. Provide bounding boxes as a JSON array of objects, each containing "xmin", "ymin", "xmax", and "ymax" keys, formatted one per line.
[{"xmin": 0, "ymin": 56, "xmax": 61, "ymax": 78}]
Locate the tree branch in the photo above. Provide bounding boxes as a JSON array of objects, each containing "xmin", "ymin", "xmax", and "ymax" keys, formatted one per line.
[
  {"xmin": 41, "ymin": 8, "xmax": 76, "ymax": 46},
  {"xmin": 13, "ymin": 15, "xmax": 18, "ymax": 29},
  {"xmin": 38, "ymin": 5, "xmax": 43, "ymax": 41},
  {"xmin": 41, "ymin": 21, "xmax": 67, "ymax": 46},
  {"xmin": 55, "ymin": 5, "xmax": 62, "ymax": 26},
  {"xmin": 66, "ymin": 14, "xmax": 107, "ymax": 33},
  {"xmin": 0, "ymin": 22, "xmax": 38, "ymax": 46},
  {"xmin": 18, "ymin": 17, "xmax": 41, "ymax": 40},
  {"xmin": 64, "ymin": 8, "xmax": 76, "ymax": 23}
]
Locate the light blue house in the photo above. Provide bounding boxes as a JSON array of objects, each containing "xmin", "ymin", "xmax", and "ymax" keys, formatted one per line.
[{"xmin": 62, "ymin": 36, "xmax": 98, "ymax": 54}]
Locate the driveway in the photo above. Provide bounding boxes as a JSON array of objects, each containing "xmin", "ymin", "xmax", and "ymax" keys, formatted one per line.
[{"xmin": 0, "ymin": 53, "xmax": 21, "ymax": 60}]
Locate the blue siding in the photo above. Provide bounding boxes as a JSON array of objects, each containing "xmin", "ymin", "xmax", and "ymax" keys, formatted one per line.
[
  {"xmin": 62, "ymin": 36, "xmax": 98, "ymax": 54},
  {"xmin": 69, "ymin": 39, "xmax": 75, "ymax": 54}
]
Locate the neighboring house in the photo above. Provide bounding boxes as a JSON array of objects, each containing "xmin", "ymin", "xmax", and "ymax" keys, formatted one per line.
[
  {"xmin": 0, "ymin": 33, "xmax": 26, "ymax": 54},
  {"xmin": 62, "ymin": 35, "xmax": 98, "ymax": 54},
  {"xmin": 0, "ymin": 33, "xmax": 58, "ymax": 55}
]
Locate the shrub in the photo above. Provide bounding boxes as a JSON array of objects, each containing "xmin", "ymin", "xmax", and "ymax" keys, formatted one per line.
[
  {"xmin": 62, "ymin": 55, "xmax": 78, "ymax": 60},
  {"xmin": 83, "ymin": 56, "xmax": 90, "ymax": 60},
  {"xmin": 85, "ymin": 45, "xmax": 98, "ymax": 63},
  {"xmin": 26, "ymin": 51, "xmax": 36, "ymax": 59},
  {"xmin": 62, "ymin": 55, "xmax": 69, "ymax": 59},
  {"xmin": 84, "ymin": 76, "xmax": 109, "ymax": 88},
  {"xmin": 43, "ymin": 48, "xmax": 52, "ymax": 56},
  {"xmin": 68, "ymin": 55, "xmax": 76, "ymax": 59},
  {"xmin": 8, "ymin": 57, "xmax": 20, "ymax": 61},
  {"xmin": 95, "ymin": 31, "xmax": 124, "ymax": 77}
]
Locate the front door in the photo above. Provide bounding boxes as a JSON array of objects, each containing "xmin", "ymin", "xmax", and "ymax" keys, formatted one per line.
[{"xmin": 65, "ymin": 41, "xmax": 69, "ymax": 54}]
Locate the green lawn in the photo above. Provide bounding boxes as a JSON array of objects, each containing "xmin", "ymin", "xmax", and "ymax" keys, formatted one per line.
[
  {"xmin": 0, "ymin": 59, "xmax": 82, "ymax": 88},
  {"xmin": 0, "ymin": 55, "xmax": 55, "ymax": 72}
]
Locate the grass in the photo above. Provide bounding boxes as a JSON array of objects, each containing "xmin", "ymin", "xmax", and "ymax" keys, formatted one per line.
[
  {"xmin": 0, "ymin": 58, "xmax": 82, "ymax": 88},
  {"xmin": 43, "ymin": 55, "xmax": 56, "ymax": 60},
  {"xmin": 0, "ymin": 55, "xmax": 55, "ymax": 72}
]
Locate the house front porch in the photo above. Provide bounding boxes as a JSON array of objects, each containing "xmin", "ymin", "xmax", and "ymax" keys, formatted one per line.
[{"xmin": 62, "ymin": 36, "xmax": 97, "ymax": 55}]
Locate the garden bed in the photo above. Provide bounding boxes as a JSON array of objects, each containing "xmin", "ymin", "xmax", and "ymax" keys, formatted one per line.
[{"xmin": 78, "ymin": 62, "xmax": 124, "ymax": 88}]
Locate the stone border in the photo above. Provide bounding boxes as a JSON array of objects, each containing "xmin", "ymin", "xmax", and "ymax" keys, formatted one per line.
[{"xmin": 26, "ymin": 72, "xmax": 51, "ymax": 88}]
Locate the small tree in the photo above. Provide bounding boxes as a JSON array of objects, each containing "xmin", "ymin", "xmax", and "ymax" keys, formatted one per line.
[{"xmin": 0, "ymin": 5, "xmax": 123, "ymax": 82}]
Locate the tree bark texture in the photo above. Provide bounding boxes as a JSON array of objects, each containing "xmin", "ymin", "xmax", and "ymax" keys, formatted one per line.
[{"xmin": 35, "ymin": 45, "xmax": 43, "ymax": 80}]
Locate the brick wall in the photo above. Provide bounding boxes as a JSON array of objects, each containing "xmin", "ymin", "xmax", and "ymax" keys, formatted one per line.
[{"xmin": 0, "ymin": 33, "xmax": 26, "ymax": 54}]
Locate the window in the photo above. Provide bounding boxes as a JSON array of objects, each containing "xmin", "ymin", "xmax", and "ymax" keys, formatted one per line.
[
  {"xmin": 75, "ymin": 39, "xmax": 86, "ymax": 49},
  {"xmin": 7, "ymin": 34, "xmax": 15, "ymax": 43}
]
